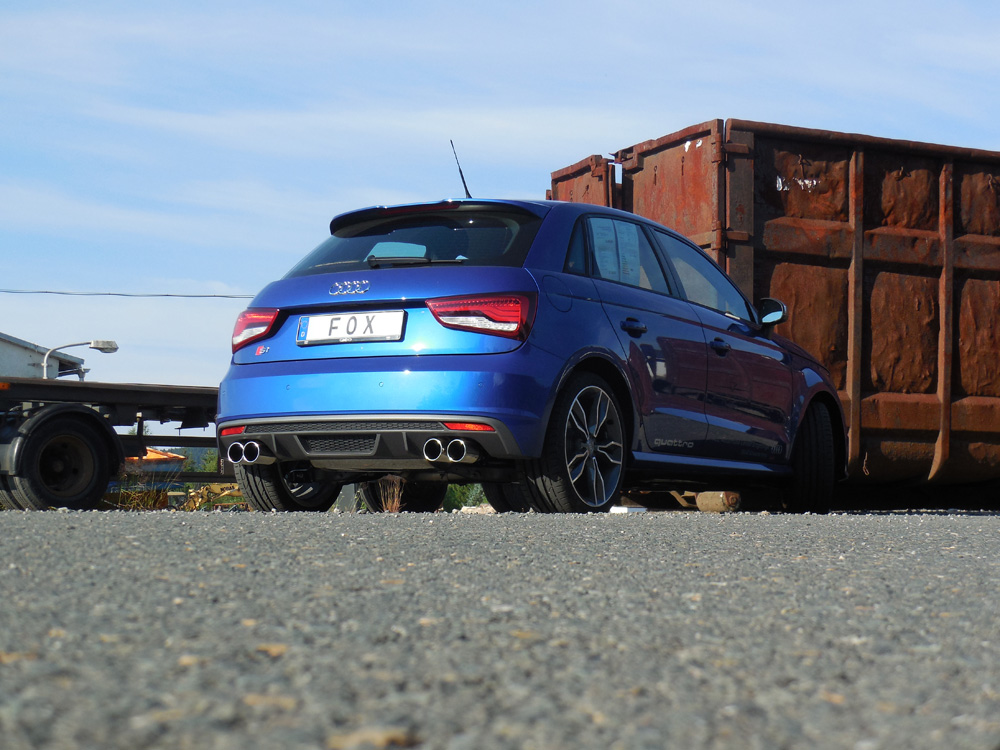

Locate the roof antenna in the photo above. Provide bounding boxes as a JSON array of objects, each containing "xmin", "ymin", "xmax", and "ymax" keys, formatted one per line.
[{"xmin": 450, "ymin": 140, "xmax": 473, "ymax": 199}]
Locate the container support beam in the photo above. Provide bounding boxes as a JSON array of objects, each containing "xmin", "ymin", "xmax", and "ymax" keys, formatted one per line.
[
  {"xmin": 846, "ymin": 150, "xmax": 865, "ymax": 474},
  {"xmin": 930, "ymin": 162, "xmax": 955, "ymax": 481}
]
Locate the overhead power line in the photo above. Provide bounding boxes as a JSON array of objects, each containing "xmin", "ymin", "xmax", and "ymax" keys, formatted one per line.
[{"xmin": 0, "ymin": 289, "xmax": 254, "ymax": 299}]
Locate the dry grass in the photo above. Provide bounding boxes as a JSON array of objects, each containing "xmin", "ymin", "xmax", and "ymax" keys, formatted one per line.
[
  {"xmin": 103, "ymin": 465, "xmax": 180, "ymax": 511},
  {"xmin": 375, "ymin": 476, "xmax": 405, "ymax": 513},
  {"xmin": 104, "ymin": 467, "xmax": 249, "ymax": 512}
]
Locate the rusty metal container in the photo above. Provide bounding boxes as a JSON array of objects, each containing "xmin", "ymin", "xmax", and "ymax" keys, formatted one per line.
[
  {"xmin": 552, "ymin": 119, "xmax": 1000, "ymax": 484},
  {"xmin": 548, "ymin": 154, "xmax": 617, "ymax": 207}
]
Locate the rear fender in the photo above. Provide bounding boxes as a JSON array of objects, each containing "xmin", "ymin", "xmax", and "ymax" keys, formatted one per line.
[{"xmin": 538, "ymin": 349, "xmax": 637, "ymax": 456}]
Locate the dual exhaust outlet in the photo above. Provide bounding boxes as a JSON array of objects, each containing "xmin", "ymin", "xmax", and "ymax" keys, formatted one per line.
[
  {"xmin": 227, "ymin": 437, "xmax": 478, "ymax": 465},
  {"xmin": 423, "ymin": 438, "xmax": 479, "ymax": 464},
  {"xmin": 227, "ymin": 440, "xmax": 263, "ymax": 465}
]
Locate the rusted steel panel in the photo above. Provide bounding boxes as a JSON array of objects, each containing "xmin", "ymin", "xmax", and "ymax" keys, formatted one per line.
[
  {"xmin": 615, "ymin": 120, "xmax": 726, "ymax": 263},
  {"xmin": 865, "ymin": 270, "xmax": 939, "ymax": 395},
  {"xmin": 760, "ymin": 142, "xmax": 851, "ymax": 222},
  {"xmin": 958, "ymin": 278, "xmax": 1000, "ymax": 398},
  {"xmin": 549, "ymin": 118, "xmax": 1000, "ymax": 485},
  {"xmin": 549, "ymin": 155, "xmax": 615, "ymax": 207},
  {"xmin": 758, "ymin": 262, "xmax": 849, "ymax": 389},
  {"xmin": 866, "ymin": 153, "xmax": 940, "ymax": 231},
  {"xmin": 957, "ymin": 165, "xmax": 1000, "ymax": 235}
]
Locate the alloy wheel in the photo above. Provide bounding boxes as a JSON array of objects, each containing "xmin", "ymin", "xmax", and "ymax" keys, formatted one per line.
[{"xmin": 564, "ymin": 385, "xmax": 623, "ymax": 507}]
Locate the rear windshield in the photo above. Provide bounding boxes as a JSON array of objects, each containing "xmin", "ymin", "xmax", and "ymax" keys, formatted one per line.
[{"xmin": 285, "ymin": 207, "xmax": 543, "ymax": 278}]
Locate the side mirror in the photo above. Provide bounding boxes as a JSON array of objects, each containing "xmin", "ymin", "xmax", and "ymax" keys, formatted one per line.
[{"xmin": 758, "ymin": 298, "xmax": 788, "ymax": 327}]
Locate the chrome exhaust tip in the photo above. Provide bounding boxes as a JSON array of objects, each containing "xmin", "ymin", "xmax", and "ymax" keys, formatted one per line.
[
  {"xmin": 242, "ymin": 441, "xmax": 261, "ymax": 464},
  {"xmin": 227, "ymin": 441, "xmax": 245, "ymax": 464},
  {"xmin": 423, "ymin": 438, "xmax": 445, "ymax": 462},
  {"xmin": 446, "ymin": 439, "xmax": 479, "ymax": 464}
]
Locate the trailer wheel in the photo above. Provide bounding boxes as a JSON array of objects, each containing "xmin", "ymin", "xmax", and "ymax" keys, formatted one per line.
[
  {"xmin": 0, "ymin": 475, "xmax": 23, "ymax": 510},
  {"xmin": 235, "ymin": 461, "xmax": 341, "ymax": 512},
  {"xmin": 9, "ymin": 418, "xmax": 112, "ymax": 510}
]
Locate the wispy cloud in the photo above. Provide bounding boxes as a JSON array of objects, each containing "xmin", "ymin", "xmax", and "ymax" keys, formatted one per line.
[
  {"xmin": 0, "ymin": 183, "xmax": 281, "ymax": 250},
  {"xmin": 86, "ymin": 101, "xmax": 663, "ymax": 162}
]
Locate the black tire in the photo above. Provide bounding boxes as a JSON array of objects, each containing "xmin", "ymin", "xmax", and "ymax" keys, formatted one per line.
[
  {"xmin": 520, "ymin": 373, "xmax": 625, "ymax": 513},
  {"xmin": 360, "ymin": 480, "xmax": 447, "ymax": 513},
  {"xmin": 784, "ymin": 402, "xmax": 835, "ymax": 514},
  {"xmin": 0, "ymin": 474, "xmax": 22, "ymax": 510},
  {"xmin": 8, "ymin": 418, "xmax": 112, "ymax": 511},
  {"xmin": 235, "ymin": 462, "xmax": 341, "ymax": 512},
  {"xmin": 481, "ymin": 482, "xmax": 531, "ymax": 513}
]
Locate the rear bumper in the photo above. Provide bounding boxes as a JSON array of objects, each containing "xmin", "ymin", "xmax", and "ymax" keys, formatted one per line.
[
  {"xmin": 217, "ymin": 348, "xmax": 564, "ymax": 465},
  {"xmin": 217, "ymin": 414, "xmax": 523, "ymax": 473}
]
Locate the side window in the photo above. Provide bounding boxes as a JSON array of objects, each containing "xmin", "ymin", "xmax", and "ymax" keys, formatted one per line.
[
  {"xmin": 585, "ymin": 217, "xmax": 671, "ymax": 294},
  {"xmin": 654, "ymin": 231, "xmax": 754, "ymax": 320}
]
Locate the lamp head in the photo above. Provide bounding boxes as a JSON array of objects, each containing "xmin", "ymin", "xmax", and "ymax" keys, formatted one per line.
[{"xmin": 89, "ymin": 340, "xmax": 119, "ymax": 354}]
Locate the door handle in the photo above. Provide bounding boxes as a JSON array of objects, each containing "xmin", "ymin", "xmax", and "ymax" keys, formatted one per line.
[
  {"xmin": 620, "ymin": 318, "xmax": 647, "ymax": 336},
  {"xmin": 710, "ymin": 338, "xmax": 731, "ymax": 355}
]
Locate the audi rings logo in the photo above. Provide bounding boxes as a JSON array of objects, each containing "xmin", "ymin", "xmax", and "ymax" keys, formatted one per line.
[{"xmin": 329, "ymin": 280, "xmax": 370, "ymax": 296}]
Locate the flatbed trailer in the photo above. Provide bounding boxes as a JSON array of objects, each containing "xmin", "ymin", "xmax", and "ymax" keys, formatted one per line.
[{"xmin": 0, "ymin": 376, "xmax": 223, "ymax": 510}]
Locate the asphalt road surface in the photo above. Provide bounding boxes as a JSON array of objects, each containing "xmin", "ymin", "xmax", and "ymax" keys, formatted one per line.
[{"xmin": 1, "ymin": 508, "xmax": 999, "ymax": 750}]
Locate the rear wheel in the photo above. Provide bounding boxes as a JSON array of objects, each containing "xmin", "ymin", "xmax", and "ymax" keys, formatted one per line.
[
  {"xmin": 784, "ymin": 403, "xmax": 835, "ymax": 514},
  {"xmin": 481, "ymin": 482, "xmax": 531, "ymax": 513},
  {"xmin": 360, "ymin": 479, "xmax": 447, "ymax": 513},
  {"xmin": 9, "ymin": 418, "xmax": 112, "ymax": 510},
  {"xmin": 520, "ymin": 373, "xmax": 625, "ymax": 513},
  {"xmin": 235, "ymin": 461, "xmax": 341, "ymax": 512}
]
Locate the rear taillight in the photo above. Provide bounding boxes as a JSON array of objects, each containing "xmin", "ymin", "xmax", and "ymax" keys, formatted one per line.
[
  {"xmin": 232, "ymin": 309, "xmax": 279, "ymax": 352},
  {"xmin": 426, "ymin": 293, "xmax": 536, "ymax": 340}
]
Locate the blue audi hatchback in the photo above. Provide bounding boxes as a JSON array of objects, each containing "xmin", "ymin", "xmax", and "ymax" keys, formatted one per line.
[{"xmin": 218, "ymin": 199, "xmax": 846, "ymax": 513}]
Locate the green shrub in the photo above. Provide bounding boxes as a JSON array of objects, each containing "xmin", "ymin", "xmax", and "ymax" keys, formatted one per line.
[{"xmin": 442, "ymin": 484, "xmax": 486, "ymax": 511}]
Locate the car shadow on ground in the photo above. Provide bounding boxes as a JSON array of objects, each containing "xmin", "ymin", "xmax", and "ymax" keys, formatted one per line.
[{"xmin": 828, "ymin": 482, "xmax": 1000, "ymax": 515}]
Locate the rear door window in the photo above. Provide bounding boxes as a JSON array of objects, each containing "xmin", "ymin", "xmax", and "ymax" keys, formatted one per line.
[{"xmin": 572, "ymin": 216, "xmax": 672, "ymax": 295}]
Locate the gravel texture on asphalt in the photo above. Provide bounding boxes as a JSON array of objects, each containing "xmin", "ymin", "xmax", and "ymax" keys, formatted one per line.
[{"xmin": 1, "ymin": 509, "xmax": 999, "ymax": 750}]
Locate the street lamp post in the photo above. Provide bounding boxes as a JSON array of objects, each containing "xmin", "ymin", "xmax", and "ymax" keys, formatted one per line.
[{"xmin": 41, "ymin": 340, "xmax": 119, "ymax": 380}]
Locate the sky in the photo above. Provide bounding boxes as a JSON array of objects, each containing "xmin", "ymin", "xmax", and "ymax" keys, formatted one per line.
[{"xmin": 3, "ymin": 0, "xmax": 1000, "ymax": 388}]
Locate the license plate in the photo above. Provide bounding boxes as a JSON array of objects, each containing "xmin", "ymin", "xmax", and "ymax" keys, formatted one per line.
[{"xmin": 296, "ymin": 310, "xmax": 405, "ymax": 345}]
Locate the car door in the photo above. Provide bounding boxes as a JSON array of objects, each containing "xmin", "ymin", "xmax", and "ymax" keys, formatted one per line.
[
  {"xmin": 653, "ymin": 230, "xmax": 794, "ymax": 463},
  {"xmin": 571, "ymin": 216, "xmax": 709, "ymax": 454}
]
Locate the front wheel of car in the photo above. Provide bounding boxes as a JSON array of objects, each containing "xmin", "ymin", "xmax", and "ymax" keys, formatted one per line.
[
  {"xmin": 520, "ymin": 373, "xmax": 625, "ymax": 513},
  {"xmin": 235, "ymin": 462, "xmax": 342, "ymax": 512},
  {"xmin": 784, "ymin": 402, "xmax": 835, "ymax": 514},
  {"xmin": 360, "ymin": 479, "xmax": 447, "ymax": 513}
]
